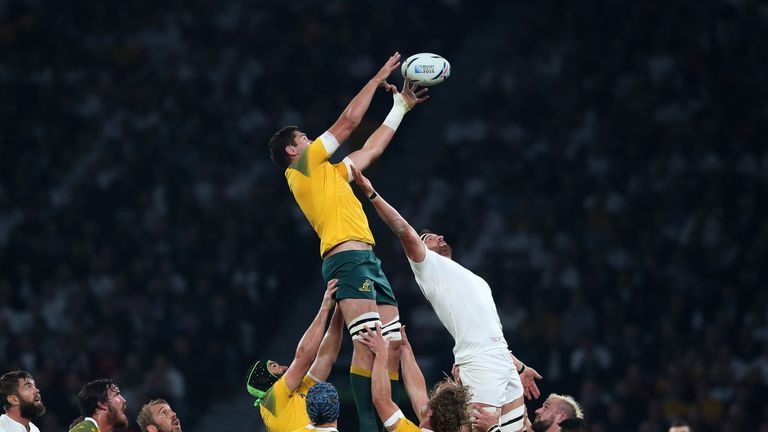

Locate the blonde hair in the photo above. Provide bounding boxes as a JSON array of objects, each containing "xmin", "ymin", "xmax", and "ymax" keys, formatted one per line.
[
  {"xmin": 548, "ymin": 394, "xmax": 584, "ymax": 419},
  {"xmin": 136, "ymin": 399, "xmax": 169, "ymax": 432}
]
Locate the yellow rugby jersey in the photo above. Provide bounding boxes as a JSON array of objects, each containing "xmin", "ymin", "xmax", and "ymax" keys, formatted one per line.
[
  {"xmin": 260, "ymin": 375, "xmax": 316, "ymax": 432},
  {"xmin": 394, "ymin": 417, "xmax": 423, "ymax": 432},
  {"xmin": 291, "ymin": 426, "xmax": 339, "ymax": 432},
  {"xmin": 286, "ymin": 132, "xmax": 375, "ymax": 256}
]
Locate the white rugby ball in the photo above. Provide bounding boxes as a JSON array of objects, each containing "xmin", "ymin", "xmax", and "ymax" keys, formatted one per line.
[{"xmin": 401, "ymin": 53, "xmax": 450, "ymax": 87}]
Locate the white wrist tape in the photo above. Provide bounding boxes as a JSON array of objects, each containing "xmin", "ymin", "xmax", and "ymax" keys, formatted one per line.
[
  {"xmin": 382, "ymin": 92, "xmax": 410, "ymax": 131},
  {"xmin": 383, "ymin": 410, "xmax": 405, "ymax": 428}
]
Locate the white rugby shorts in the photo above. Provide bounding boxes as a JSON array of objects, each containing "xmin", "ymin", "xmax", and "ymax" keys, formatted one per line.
[{"xmin": 457, "ymin": 349, "xmax": 523, "ymax": 406}]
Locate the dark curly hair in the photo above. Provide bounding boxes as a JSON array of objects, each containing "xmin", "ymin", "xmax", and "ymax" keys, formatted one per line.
[{"xmin": 427, "ymin": 378, "xmax": 471, "ymax": 432}]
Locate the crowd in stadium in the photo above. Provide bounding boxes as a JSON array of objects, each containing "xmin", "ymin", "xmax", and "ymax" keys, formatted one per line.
[{"xmin": 1, "ymin": 1, "xmax": 766, "ymax": 431}]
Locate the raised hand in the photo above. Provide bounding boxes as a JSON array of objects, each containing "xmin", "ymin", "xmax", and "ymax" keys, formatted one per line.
[
  {"xmin": 400, "ymin": 325, "xmax": 411, "ymax": 348},
  {"xmin": 321, "ymin": 279, "xmax": 339, "ymax": 311},
  {"xmin": 373, "ymin": 52, "xmax": 402, "ymax": 91},
  {"xmin": 469, "ymin": 405, "xmax": 501, "ymax": 432},
  {"xmin": 519, "ymin": 365, "xmax": 543, "ymax": 400},
  {"xmin": 351, "ymin": 164, "xmax": 375, "ymax": 197},
  {"xmin": 358, "ymin": 322, "xmax": 389, "ymax": 357},
  {"xmin": 399, "ymin": 79, "xmax": 429, "ymax": 109},
  {"xmin": 451, "ymin": 364, "xmax": 462, "ymax": 385}
]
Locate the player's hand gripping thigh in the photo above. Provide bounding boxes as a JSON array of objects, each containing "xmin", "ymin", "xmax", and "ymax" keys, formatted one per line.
[
  {"xmin": 378, "ymin": 303, "xmax": 402, "ymax": 373},
  {"xmin": 470, "ymin": 404, "xmax": 500, "ymax": 432},
  {"xmin": 339, "ymin": 298, "xmax": 379, "ymax": 369}
]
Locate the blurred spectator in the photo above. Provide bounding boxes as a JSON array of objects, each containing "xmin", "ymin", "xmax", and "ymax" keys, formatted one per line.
[
  {"xmin": 1, "ymin": 1, "xmax": 766, "ymax": 431},
  {"xmin": 668, "ymin": 420, "xmax": 691, "ymax": 432}
]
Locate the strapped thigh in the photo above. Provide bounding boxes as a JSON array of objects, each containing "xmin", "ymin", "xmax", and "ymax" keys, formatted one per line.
[
  {"xmin": 499, "ymin": 405, "xmax": 526, "ymax": 432},
  {"xmin": 381, "ymin": 315, "xmax": 402, "ymax": 341},
  {"xmin": 348, "ymin": 311, "xmax": 382, "ymax": 340}
]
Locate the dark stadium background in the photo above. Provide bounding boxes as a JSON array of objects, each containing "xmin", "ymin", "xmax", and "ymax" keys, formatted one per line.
[{"xmin": 1, "ymin": 1, "xmax": 767, "ymax": 431}]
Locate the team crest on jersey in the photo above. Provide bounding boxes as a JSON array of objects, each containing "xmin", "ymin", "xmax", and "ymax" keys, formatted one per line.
[{"xmin": 359, "ymin": 279, "xmax": 371, "ymax": 292}]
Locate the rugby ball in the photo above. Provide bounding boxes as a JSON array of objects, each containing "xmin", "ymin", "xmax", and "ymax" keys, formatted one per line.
[{"xmin": 401, "ymin": 53, "xmax": 450, "ymax": 87}]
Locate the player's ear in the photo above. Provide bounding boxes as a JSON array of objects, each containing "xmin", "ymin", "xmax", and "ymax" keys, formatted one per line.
[
  {"xmin": 97, "ymin": 399, "xmax": 109, "ymax": 412},
  {"xmin": 6, "ymin": 394, "xmax": 19, "ymax": 406},
  {"xmin": 147, "ymin": 425, "xmax": 158, "ymax": 432},
  {"xmin": 554, "ymin": 412, "xmax": 567, "ymax": 426}
]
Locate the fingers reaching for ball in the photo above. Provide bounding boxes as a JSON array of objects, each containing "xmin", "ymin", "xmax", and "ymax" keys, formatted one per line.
[{"xmin": 382, "ymin": 81, "xmax": 398, "ymax": 93}]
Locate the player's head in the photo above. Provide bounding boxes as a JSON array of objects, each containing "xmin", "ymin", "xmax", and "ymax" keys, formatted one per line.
[
  {"xmin": 559, "ymin": 418, "xmax": 592, "ymax": 432},
  {"xmin": 424, "ymin": 378, "xmax": 470, "ymax": 432},
  {"xmin": 420, "ymin": 229, "xmax": 453, "ymax": 258},
  {"xmin": 306, "ymin": 382, "xmax": 340, "ymax": 425},
  {"xmin": 246, "ymin": 359, "xmax": 287, "ymax": 405},
  {"xmin": 532, "ymin": 394, "xmax": 583, "ymax": 432},
  {"xmin": 77, "ymin": 378, "xmax": 128, "ymax": 428},
  {"xmin": 669, "ymin": 420, "xmax": 691, "ymax": 432},
  {"xmin": 0, "ymin": 370, "xmax": 45, "ymax": 418},
  {"xmin": 268, "ymin": 126, "xmax": 312, "ymax": 169},
  {"xmin": 137, "ymin": 399, "xmax": 182, "ymax": 432}
]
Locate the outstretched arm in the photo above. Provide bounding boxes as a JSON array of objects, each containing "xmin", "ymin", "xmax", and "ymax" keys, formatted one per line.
[
  {"xmin": 351, "ymin": 165, "xmax": 427, "ymax": 262},
  {"xmin": 308, "ymin": 305, "xmax": 344, "ymax": 382},
  {"xmin": 282, "ymin": 279, "xmax": 338, "ymax": 392},
  {"xmin": 327, "ymin": 53, "xmax": 401, "ymax": 147},
  {"xmin": 399, "ymin": 326, "xmax": 429, "ymax": 421},
  {"xmin": 347, "ymin": 80, "xmax": 429, "ymax": 171},
  {"xmin": 359, "ymin": 324, "xmax": 401, "ymax": 429}
]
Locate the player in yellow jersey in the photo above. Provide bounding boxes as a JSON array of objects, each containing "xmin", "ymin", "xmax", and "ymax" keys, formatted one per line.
[
  {"xmin": 360, "ymin": 324, "xmax": 471, "ymax": 432},
  {"xmin": 266, "ymin": 52, "xmax": 428, "ymax": 432},
  {"xmin": 247, "ymin": 280, "xmax": 343, "ymax": 432}
]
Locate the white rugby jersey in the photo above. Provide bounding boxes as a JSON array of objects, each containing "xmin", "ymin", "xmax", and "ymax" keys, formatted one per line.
[
  {"xmin": 408, "ymin": 249, "xmax": 508, "ymax": 364},
  {"xmin": 0, "ymin": 414, "xmax": 40, "ymax": 432}
]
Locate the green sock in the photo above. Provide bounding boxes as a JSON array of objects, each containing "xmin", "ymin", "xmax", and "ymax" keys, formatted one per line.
[
  {"xmin": 390, "ymin": 377, "xmax": 401, "ymax": 405},
  {"xmin": 350, "ymin": 369, "xmax": 379, "ymax": 432}
]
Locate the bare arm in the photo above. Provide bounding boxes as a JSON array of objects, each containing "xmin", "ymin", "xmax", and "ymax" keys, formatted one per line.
[
  {"xmin": 328, "ymin": 53, "xmax": 401, "ymax": 146},
  {"xmin": 282, "ymin": 279, "xmax": 338, "ymax": 392},
  {"xmin": 509, "ymin": 352, "xmax": 543, "ymax": 400},
  {"xmin": 347, "ymin": 80, "xmax": 429, "ymax": 171},
  {"xmin": 308, "ymin": 305, "xmax": 344, "ymax": 382},
  {"xmin": 359, "ymin": 324, "xmax": 401, "ymax": 430},
  {"xmin": 399, "ymin": 326, "xmax": 429, "ymax": 421},
  {"xmin": 351, "ymin": 165, "xmax": 427, "ymax": 262}
]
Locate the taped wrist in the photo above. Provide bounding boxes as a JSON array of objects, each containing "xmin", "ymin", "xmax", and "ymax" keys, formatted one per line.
[
  {"xmin": 383, "ymin": 93, "xmax": 410, "ymax": 131},
  {"xmin": 384, "ymin": 409, "xmax": 405, "ymax": 428}
]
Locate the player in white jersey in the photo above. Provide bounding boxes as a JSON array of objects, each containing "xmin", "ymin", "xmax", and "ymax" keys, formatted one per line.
[
  {"xmin": 0, "ymin": 370, "xmax": 45, "ymax": 432},
  {"xmin": 351, "ymin": 166, "xmax": 542, "ymax": 432}
]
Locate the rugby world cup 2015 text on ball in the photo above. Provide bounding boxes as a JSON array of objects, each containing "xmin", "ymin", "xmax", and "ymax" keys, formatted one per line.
[{"xmin": 401, "ymin": 53, "xmax": 450, "ymax": 87}]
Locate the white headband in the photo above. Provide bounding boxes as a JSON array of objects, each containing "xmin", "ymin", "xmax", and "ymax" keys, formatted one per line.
[{"xmin": 420, "ymin": 233, "xmax": 435, "ymax": 243}]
